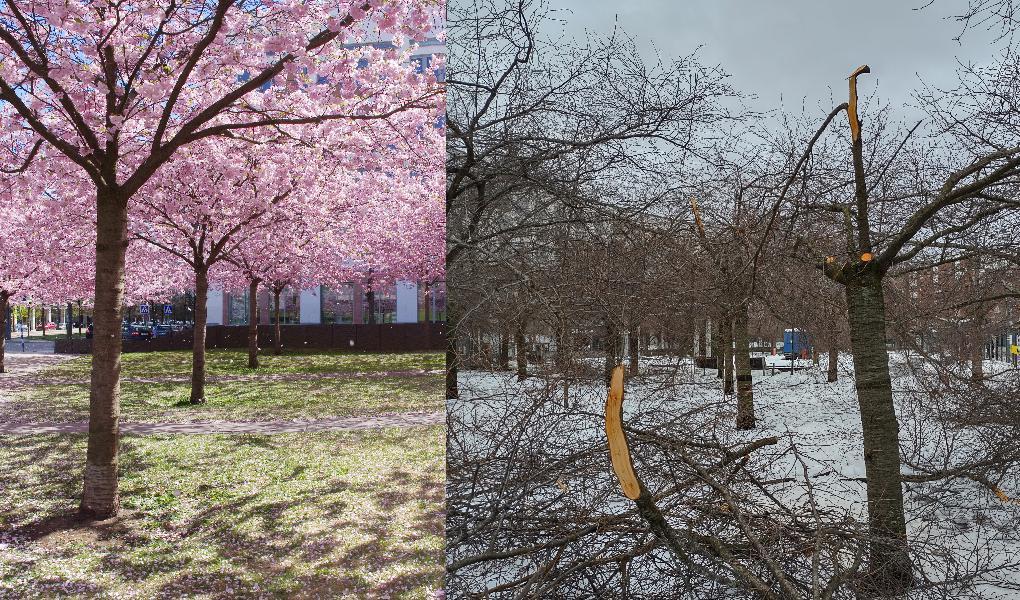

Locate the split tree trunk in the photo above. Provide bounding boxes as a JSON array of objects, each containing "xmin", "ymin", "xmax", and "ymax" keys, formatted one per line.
[
  {"xmin": 733, "ymin": 306, "xmax": 755, "ymax": 429},
  {"xmin": 628, "ymin": 328, "xmax": 639, "ymax": 376},
  {"xmin": 515, "ymin": 323, "xmax": 527, "ymax": 381},
  {"xmin": 273, "ymin": 289, "xmax": 283, "ymax": 356},
  {"xmin": 845, "ymin": 276, "xmax": 913, "ymax": 593},
  {"xmin": 247, "ymin": 278, "xmax": 260, "ymax": 369},
  {"xmin": 0, "ymin": 292, "xmax": 8, "ymax": 374},
  {"xmin": 81, "ymin": 189, "xmax": 129, "ymax": 519},
  {"xmin": 827, "ymin": 346, "xmax": 839, "ymax": 383},
  {"xmin": 190, "ymin": 268, "xmax": 210, "ymax": 404}
]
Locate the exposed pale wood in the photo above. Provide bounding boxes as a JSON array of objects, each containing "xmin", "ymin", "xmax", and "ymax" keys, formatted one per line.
[
  {"xmin": 847, "ymin": 64, "xmax": 870, "ymax": 143},
  {"xmin": 605, "ymin": 364, "xmax": 640, "ymax": 500}
]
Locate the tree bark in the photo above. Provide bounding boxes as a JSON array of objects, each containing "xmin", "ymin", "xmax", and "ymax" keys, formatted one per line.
[
  {"xmin": 515, "ymin": 322, "xmax": 527, "ymax": 381},
  {"xmin": 845, "ymin": 275, "xmax": 913, "ymax": 593},
  {"xmin": 733, "ymin": 306, "xmax": 754, "ymax": 429},
  {"xmin": 697, "ymin": 319, "xmax": 707, "ymax": 357},
  {"xmin": 273, "ymin": 288, "xmax": 283, "ymax": 355},
  {"xmin": 81, "ymin": 188, "xmax": 129, "ymax": 519},
  {"xmin": 605, "ymin": 318, "xmax": 617, "ymax": 386},
  {"xmin": 422, "ymin": 282, "xmax": 431, "ymax": 323},
  {"xmin": 714, "ymin": 319, "xmax": 724, "ymax": 378},
  {"xmin": 366, "ymin": 281, "xmax": 377, "ymax": 324},
  {"xmin": 971, "ymin": 315, "xmax": 984, "ymax": 382},
  {"xmin": 498, "ymin": 330, "xmax": 510, "ymax": 371},
  {"xmin": 0, "ymin": 292, "xmax": 8, "ymax": 374},
  {"xmin": 723, "ymin": 317, "xmax": 734, "ymax": 395},
  {"xmin": 247, "ymin": 278, "xmax": 260, "ymax": 369},
  {"xmin": 628, "ymin": 328, "xmax": 639, "ymax": 376},
  {"xmin": 446, "ymin": 302, "xmax": 459, "ymax": 399},
  {"xmin": 190, "ymin": 267, "xmax": 209, "ymax": 404},
  {"xmin": 827, "ymin": 345, "xmax": 839, "ymax": 383}
]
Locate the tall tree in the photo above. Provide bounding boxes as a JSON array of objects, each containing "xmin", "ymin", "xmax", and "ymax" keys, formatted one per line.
[{"xmin": 0, "ymin": 0, "xmax": 442, "ymax": 516}]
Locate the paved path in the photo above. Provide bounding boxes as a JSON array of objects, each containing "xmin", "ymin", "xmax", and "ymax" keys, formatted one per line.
[
  {"xmin": 2, "ymin": 340, "xmax": 56, "ymax": 354},
  {"xmin": 0, "ymin": 369, "xmax": 442, "ymax": 389},
  {"xmin": 0, "ymin": 411, "xmax": 444, "ymax": 435}
]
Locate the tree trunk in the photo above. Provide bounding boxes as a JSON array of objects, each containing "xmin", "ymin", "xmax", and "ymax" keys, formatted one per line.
[
  {"xmin": 605, "ymin": 318, "xmax": 617, "ymax": 386},
  {"xmin": 714, "ymin": 320, "xmax": 724, "ymax": 378},
  {"xmin": 247, "ymin": 278, "xmax": 259, "ymax": 369},
  {"xmin": 733, "ymin": 306, "xmax": 754, "ymax": 429},
  {"xmin": 366, "ymin": 286, "xmax": 377, "ymax": 325},
  {"xmin": 515, "ymin": 322, "xmax": 527, "ymax": 381},
  {"xmin": 971, "ymin": 315, "xmax": 984, "ymax": 382},
  {"xmin": 628, "ymin": 328, "xmax": 639, "ymax": 376},
  {"xmin": 845, "ymin": 276, "xmax": 913, "ymax": 593},
  {"xmin": 422, "ymin": 282, "xmax": 431, "ymax": 323},
  {"xmin": 190, "ymin": 267, "xmax": 209, "ymax": 404},
  {"xmin": 273, "ymin": 288, "xmax": 283, "ymax": 355},
  {"xmin": 498, "ymin": 330, "xmax": 510, "ymax": 371},
  {"xmin": 446, "ymin": 303, "xmax": 459, "ymax": 399},
  {"xmin": 697, "ymin": 319, "xmax": 707, "ymax": 357},
  {"xmin": 723, "ymin": 317, "xmax": 734, "ymax": 395},
  {"xmin": 0, "ymin": 292, "xmax": 8, "ymax": 374},
  {"xmin": 827, "ymin": 345, "xmax": 839, "ymax": 383},
  {"xmin": 81, "ymin": 189, "xmax": 129, "ymax": 519}
]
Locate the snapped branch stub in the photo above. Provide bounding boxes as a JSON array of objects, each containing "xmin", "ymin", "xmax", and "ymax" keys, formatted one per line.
[{"xmin": 848, "ymin": 64, "xmax": 871, "ymax": 143}]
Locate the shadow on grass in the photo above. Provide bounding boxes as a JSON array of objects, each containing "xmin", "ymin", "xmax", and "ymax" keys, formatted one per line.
[{"xmin": 0, "ymin": 430, "xmax": 444, "ymax": 598}]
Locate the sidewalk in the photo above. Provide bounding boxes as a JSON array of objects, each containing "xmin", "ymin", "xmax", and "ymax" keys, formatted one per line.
[
  {"xmin": 0, "ymin": 410, "xmax": 444, "ymax": 435},
  {"xmin": 2, "ymin": 339, "xmax": 56, "ymax": 354}
]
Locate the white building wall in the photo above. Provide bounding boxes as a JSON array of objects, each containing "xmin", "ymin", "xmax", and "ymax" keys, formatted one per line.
[
  {"xmin": 206, "ymin": 289, "xmax": 224, "ymax": 325},
  {"xmin": 300, "ymin": 287, "xmax": 321, "ymax": 324},
  {"xmin": 395, "ymin": 281, "xmax": 418, "ymax": 323}
]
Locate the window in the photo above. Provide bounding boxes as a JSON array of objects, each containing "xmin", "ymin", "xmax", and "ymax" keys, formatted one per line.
[
  {"xmin": 418, "ymin": 281, "xmax": 446, "ymax": 322},
  {"xmin": 272, "ymin": 288, "xmax": 301, "ymax": 324},
  {"xmin": 321, "ymin": 284, "xmax": 355, "ymax": 324},
  {"xmin": 227, "ymin": 292, "xmax": 249, "ymax": 325},
  {"xmin": 364, "ymin": 282, "xmax": 397, "ymax": 323}
]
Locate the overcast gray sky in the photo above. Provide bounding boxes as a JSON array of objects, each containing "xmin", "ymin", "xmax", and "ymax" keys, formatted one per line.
[{"xmin": 552, "ymin": 0, "xmax": 1005, "ymax": 120}]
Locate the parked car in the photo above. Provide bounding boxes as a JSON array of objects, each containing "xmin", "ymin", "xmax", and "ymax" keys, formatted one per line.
[
  {"xmin": 122, "ymin": 325, "xmax": 153, "ymax": 341},
  {"xmin": 152, "ymin": 325, "xmax": 173, "ymax": 338},
  {"xmin": 43, "ymin": 322, "xmax": 57, "ymax": 330}
]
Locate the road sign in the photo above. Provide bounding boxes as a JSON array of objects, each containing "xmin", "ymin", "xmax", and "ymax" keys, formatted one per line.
[
  {"xmin": 139, "ymin": 304, "xmax": 149, "ymax": 315},
  {"xmin": 164, "ymin": 305, "xmax": 173, "ymax": 316}
]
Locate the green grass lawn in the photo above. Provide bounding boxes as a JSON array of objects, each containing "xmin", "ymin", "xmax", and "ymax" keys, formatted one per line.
[
  {"xmin": 0, "ymin": 429, "xmax": 445, "ymax": 599},
  {"xmin": 2, "ymin": 376, "xmax": 443, "ymax": 424},
  {"xmin": 39, "ymin": 350, "xmax": 445, "ymax": 380}
]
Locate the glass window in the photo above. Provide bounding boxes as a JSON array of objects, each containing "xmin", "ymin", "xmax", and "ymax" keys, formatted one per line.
[
  {"xmin": 364, "ymin": 282, "xmax": 397, "ymax": 324},
  {"xmin": 321, "ymin": 284, "xmax": 355, "ymax": 324},
  {"xmin": 271, "ymin": 288, "xmax": 301, "ymax": 324},
  {"xmin": 430, "ymin": 281, "xmax": 446, "ymax": 320},
  {"xmin": 227, "ymin": 292, "xmax": 249, "ymax": 325}
]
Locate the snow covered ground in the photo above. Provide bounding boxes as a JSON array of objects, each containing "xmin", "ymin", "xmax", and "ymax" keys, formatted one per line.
[{"xmin": 449, "ymin": 353, "xmax": 1020, "ymax": 598}]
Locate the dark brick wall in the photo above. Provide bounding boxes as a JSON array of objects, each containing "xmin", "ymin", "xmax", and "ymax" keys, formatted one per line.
[{"xmin": 54, "ymin": 323, "xmax": 446, "ymax": 354}]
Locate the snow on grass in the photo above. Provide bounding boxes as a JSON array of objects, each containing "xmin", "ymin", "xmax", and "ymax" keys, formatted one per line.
[{"xmin": 450, "ymin": 353, "xmax": 1020, "ymax": 597}]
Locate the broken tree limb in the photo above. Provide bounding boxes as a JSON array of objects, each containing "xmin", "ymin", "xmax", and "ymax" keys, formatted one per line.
[{"xmin": 606, "ymin": 364, "xmax": 641, "ymax": 500}]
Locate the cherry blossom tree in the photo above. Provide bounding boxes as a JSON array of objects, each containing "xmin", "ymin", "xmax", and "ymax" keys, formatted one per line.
[
  {"xmin": 0, "ymin": 0, "xmax": 443, "ymax": 518},
  {"xmin": 131, "ymin": 136, "xmax": 338, "ymax": 402}
]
